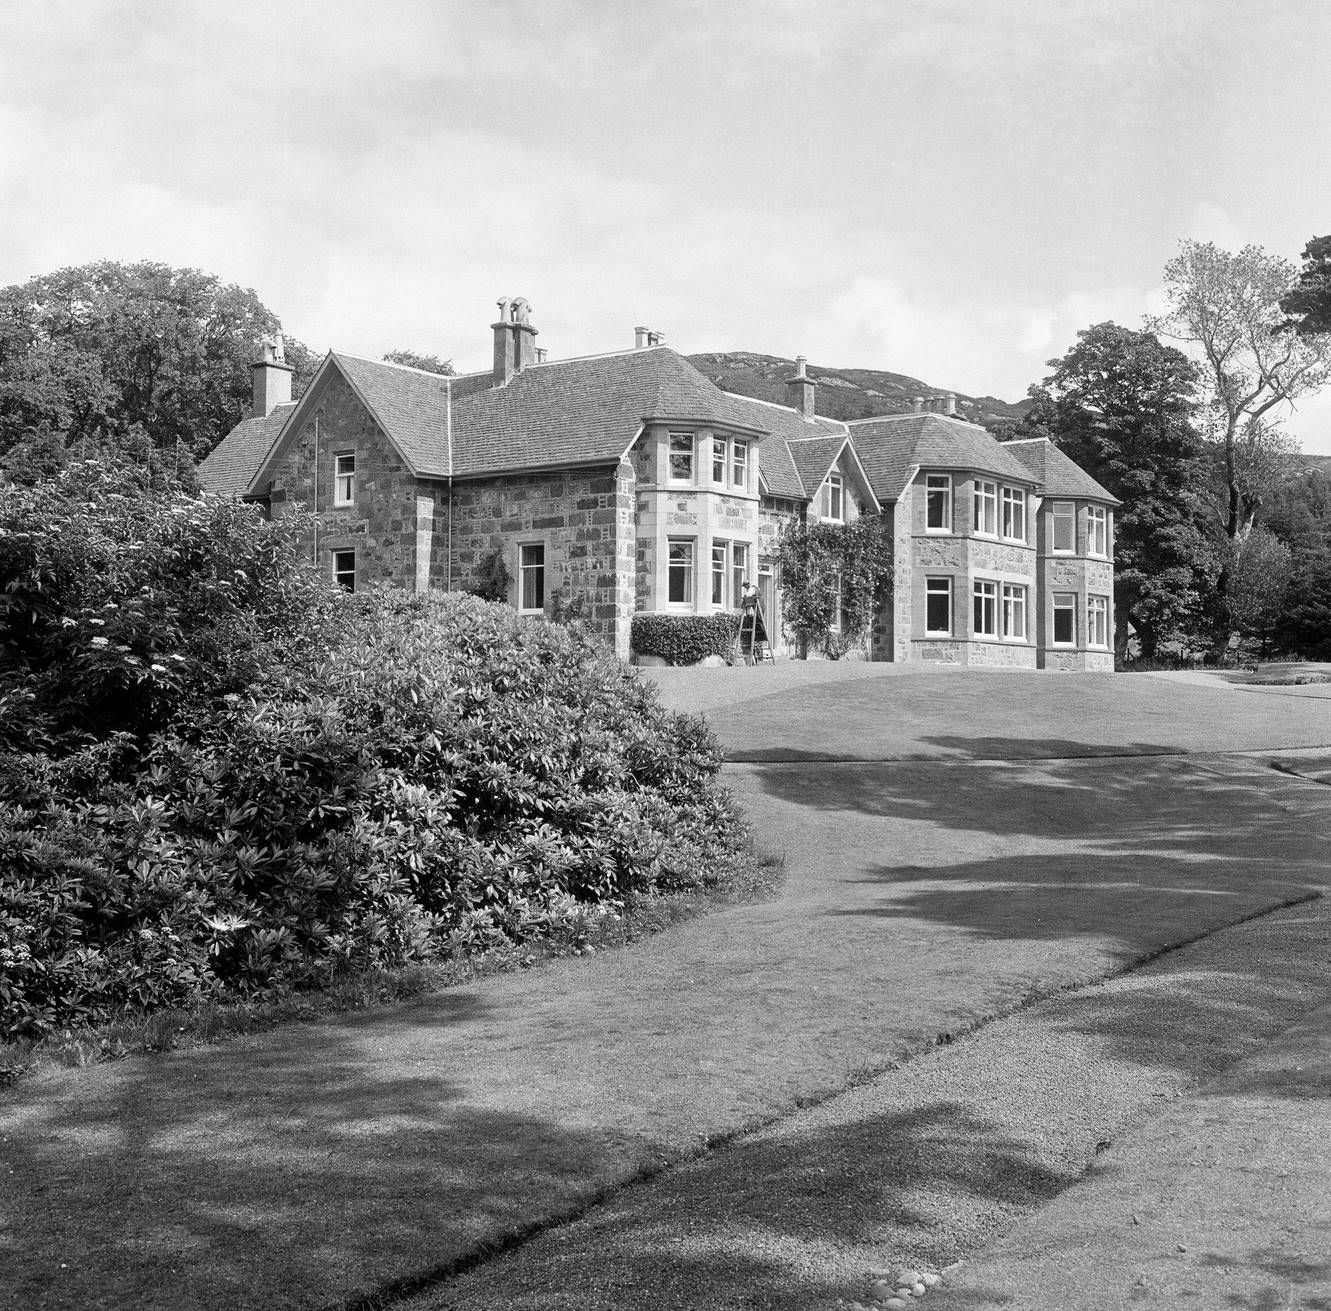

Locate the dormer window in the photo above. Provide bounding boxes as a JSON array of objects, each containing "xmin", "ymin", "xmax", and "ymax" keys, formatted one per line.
[
  {"xmin": 668, "ymin": 432, "xmax": 694, "ymax": 483},
  {"xmin": 334, "ymin": 452, "xmax": 356, "ymax": 507},
  {"xmin": 823, "ymin": 472, "xmax": 844, "ymax": 522}
]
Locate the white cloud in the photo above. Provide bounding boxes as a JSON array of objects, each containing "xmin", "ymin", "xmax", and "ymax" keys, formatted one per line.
[{"xmin": 1185, "ymin": 203, "xmax": 1248, "ymax": 252}]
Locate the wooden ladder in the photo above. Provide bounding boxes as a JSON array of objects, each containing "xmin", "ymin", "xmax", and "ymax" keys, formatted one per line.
[{"xmin": 735, "ymin": 592, "xmax": 775, "ymax": 666}]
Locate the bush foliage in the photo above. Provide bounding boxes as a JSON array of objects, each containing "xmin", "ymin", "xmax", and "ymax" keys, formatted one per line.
[
  {"xmin": 1, "ymin": 466, "xmax": 744, "ymax": 1040},
  {"xmin": 630, "ymin": 612, "xmax": 740, "ymax": 665}
]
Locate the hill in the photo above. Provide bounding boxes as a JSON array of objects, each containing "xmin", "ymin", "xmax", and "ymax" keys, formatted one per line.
[{"xmin": 686, "ymin": 351, "xmax": 1029, "ymax": 433}]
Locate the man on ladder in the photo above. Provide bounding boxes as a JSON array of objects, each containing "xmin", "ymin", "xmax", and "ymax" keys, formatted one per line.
[{"xmin": 736, "ymin": 581, "xmax": 775, "ymax": 666}]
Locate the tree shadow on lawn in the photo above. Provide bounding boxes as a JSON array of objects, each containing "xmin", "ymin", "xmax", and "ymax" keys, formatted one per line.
[
  {"xmin": 431, "ymin": 1099, "xmax": 1073, "ymax": 1311},
  {"xmin": 0, "ymin": 989, "xmax": 658, "ymax": 1311}
]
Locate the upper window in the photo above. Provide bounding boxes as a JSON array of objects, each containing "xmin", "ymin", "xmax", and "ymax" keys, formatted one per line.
[
  {"xmin": 668, "ymin": 432, "xmax": 695, "ymax": 483},
  {"xmin": 1001, "ymin": 486, "xmax": 1026, "ymax": 542},
  {"xmin": 973, "ymin": 480, "xmax": 997, "ymax": 536},
  {"xmin": 712, "ymin": 436, "xmax": 727, "ymax": 485},
  {"xmin": 518, "ymin": 542, "xmax": 545, "ymax": 613},
  {"xmin": 925, "ymin": 474, "xmax": 952, "ymax": 532},
  {"xmin": 823, "ymin": 472, "xmax": 844, "ymax": 523},
  {"xmin": 973, "ymin": 579, "xmax": 998, "ymax": 638},
  {"xmin": 731, "ymin": 439, "xmax": 749, "ymax": 490},
  {"xmin": 1087, "ymin": 506, "xmax": 1109, "ymax": 557},
  {"xmin": 668, "ymin": 538, "xmax": 695, "ymax": 605},
  {"xmin": 925, "ymin": 577, "xmax": 952, "ymax": 635},
  {"xmin": 332, "ymin": 548, "xmax": 356, "ymax": 593},
  {"xmin": 1052, "ymin": 501, "xmax": 1075, "ymax": 553},
  {"xmin": 334, "ymin": 452, "xmax": 356, "ymax": 507}
]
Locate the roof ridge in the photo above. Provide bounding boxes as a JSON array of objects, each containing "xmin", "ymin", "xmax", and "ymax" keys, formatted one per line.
[
  {"xmin": 525, "ymin": 344, "xmax": 675, "ymax": 369},
  {"xmin": 333, "ymin": 351, "xmax": 458, "ymax": 381},
  {"xmin": 1001, "ymin": 436, "xmax": 1051, "ymax": 445}
]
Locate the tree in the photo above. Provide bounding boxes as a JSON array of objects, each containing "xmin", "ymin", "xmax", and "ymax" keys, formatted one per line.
[
  {"xmin": 1226, "ymin": 525, "xmax": 1291, "ymax": 655},
  {"xmin": 0, "ymin": 261, "xmax": 316, "ymax": 473},
  {"xmin": 1148, "ymin": 240, "xmax": 1331, "ymax": 656},
  {"xmin": 383, "ymin": 349, "xmax": 455, "ymax": 375},
  {"xmin": 1265, "ymin": 467, "xmax": 1331, "ymax": 657},
  {"xmin": 1015, "ymin": 322, "xmax": 1211, "ymax": 660},
  {"xmin": 1281, "ymin": 235, "xmax": 1331, "ymax": 337}
]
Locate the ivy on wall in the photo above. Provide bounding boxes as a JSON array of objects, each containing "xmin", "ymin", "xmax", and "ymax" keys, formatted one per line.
[{"xmin": 776, "ymin": 516, "xmax": 894, "ymax": 657}]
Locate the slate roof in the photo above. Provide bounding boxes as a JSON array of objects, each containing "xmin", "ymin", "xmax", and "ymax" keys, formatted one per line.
[
  {"xmin": 848, "ymin": 414, "xmax": 1039, "ymax": 502},
  {"xmin": 335, "ymin": 354, "xmax": 454, "ymax": 476},
  {"xmin": 198, "ymin": 402, "xmax": 296, "ymax": 497},
  {"xmin": 1002, "ymin": 438, "xmax": 1120, "ymax": 505},
  {"xmin": 449, "ymin": 347, "xmax": 769, "ymax": 478},
  {"xmin": 785, "ymin": 435, "xmax": 852, "ymax": 500}
]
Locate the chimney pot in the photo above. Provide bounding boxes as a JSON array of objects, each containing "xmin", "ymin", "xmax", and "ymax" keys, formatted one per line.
[
  {"xmin": 911, "ymin": 396, "xmax": 924, "ymax": 413},
  {"xmin": 785, "ymin": 354, "xmax": 817, "ymax": 419},
  {"xmin": 492, "ymin": 295, "xmax": 538, "ymax": 384},
  {"xmin": 251, "ymin": 333, "xmax": 294, "ymax": 417},
  {"xmin": 634, "ymin": 326, "xmax": 650, "ymax": 348},
  {"xmin": 943, "ymin": 392, "xmax": 957, "ymax": 416}
]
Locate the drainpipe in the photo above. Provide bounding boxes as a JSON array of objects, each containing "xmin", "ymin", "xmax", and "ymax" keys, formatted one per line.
[
  {"xmin": 446, "ymin": 480, "xmax": 453, "ymax": 591},
  {"xmin": 311, "ymin": 414, "xmax": 320, "ymax": 567}
]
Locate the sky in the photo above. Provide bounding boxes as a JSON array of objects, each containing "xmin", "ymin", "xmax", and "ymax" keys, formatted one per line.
[{"xmin": 3, "ymin": 0, "xmax": 1331, "ymax": 448}]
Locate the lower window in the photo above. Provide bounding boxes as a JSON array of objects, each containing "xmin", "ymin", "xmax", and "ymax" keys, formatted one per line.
[
  {"xmin": 668, "ymin": 539, "xmax": 695, "ymax": 605},
  {"xmin": 1088, "ymin": 594, "xmax": 1109, "ymax": 647},
  {"xmin": 925, "ymin": 577, "xmax": 952, "ymax": 635},
  {"xmin": 973, "ymin": 579, "xmax": 997, "ymax": 638},
  {"xmin": 332, "ymin": 549, "xmax": 356, "ymax": 593},
  {"xmin": 1001, "ymin": 583, "xmax": 1027, "ymax": 641},
  {"xmin": 1053, "ymin": 592, "xmax": 1077, "ymax": 645},
  {"xmin": 518, "ymin": 542, "xmax": 545, "ymax": 613}
]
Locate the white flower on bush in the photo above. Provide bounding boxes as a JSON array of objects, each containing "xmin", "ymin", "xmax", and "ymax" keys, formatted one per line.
[
  {"xmin": 90, "ymin": 636, "xmax": 110, "ymax": 648},
  {"xmin": 150, "ymin": 663, "xmax": 167, "ymax": 672},
  {"xmin": 203, "ymin": 914, "xmax": 251, "ymax": 933}
]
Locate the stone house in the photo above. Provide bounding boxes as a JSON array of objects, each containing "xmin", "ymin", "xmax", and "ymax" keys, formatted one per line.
[{"xmin": 200, "ymin": 299, "xmax": 1117, "ymax": 669}]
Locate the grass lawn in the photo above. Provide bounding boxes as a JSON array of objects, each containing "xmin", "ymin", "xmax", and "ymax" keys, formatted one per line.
[{"xmin": 5, "ymin": 672, "xmax": 1331, "ymax": 1311}]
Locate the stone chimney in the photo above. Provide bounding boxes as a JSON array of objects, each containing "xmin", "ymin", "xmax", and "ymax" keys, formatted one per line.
[
  {"xmin": 635, "ymin": 327, "xmax": 665, "ymax": 348},
  {"xmin": 251, "ymin": 333, "xmax": 294, "ymax": 417},
  {"xmin": 785, "ymin": 355, "xmax": 817, "ymax": 419},
  {"xmin": 491, "ymin": 296, "xmax": 539, "ymax": 385},
  {"xmin": 942, "ymin": 392, "xmax": 957, "ymax": 416},
  {"xmin": 535, "ymin": 347, "xmax": 548, "ymax": 364}
]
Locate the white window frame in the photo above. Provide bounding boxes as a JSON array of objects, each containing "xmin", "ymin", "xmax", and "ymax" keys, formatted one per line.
[
  {"xmin": 925, "ymin": 474, "xmax": 952, "ymax": 533},
  {"xmin": 973, "ymin": 579, "xmax": 998, "ymax": 638},
  {"xmin": 823, "ymin": 472, "xmax": 844, "ymax": 523},
  {"xmin": 711, "ymin": 435, "xmax": 727, "ymax": 485},
  {"xmin": 731, "ymin": 541, "xmax": 749, "ymax": 607},
  {"xmin": 1088, "ymin": 594, "xmax": 1109, "ymax": 648},
  {"xmin": 332, "ymin": 548, "xmax": 356, "ymax": 593},
  {"xmin": 925, "ymin": 576, "xmax": 952, "ymax": 636},
  {"xmin": 973, "ymin": 480, "xmax": 997, "ymax": 537},
  {"xmin": 731, "ymin": 439, "xmax": 749, "ymax": 491},
  {"xmin": 333, "ymin": 452, "xmax": 356, "ymax": 507},
  {"xmin": 667, "ymin": 537, "xmax": 695, "ymax": 606},
  {"xmin": 711, "ymin": 540, "xmax": 728, "ymax": 607},
  {"xmin": 1052, "ymin": 592, "xmax": 1078, "ymax": 647},
  {"xmin": 1087, "ymin": 505, "xmax": 1109, "ymax": 558},
  {"xmin": 668, "ymin": 432, "xmax": 695, "ymax": 484},
  {"xmin": 1052, "ymin": 501, "xmax": 1076, "ymax": 554},
  {"xmin": 828, "ymin": 570, "xmax": 846, "ymax": 632},
  {"xmin": 1001, "ymin": 583, "xmax": 1027, "ymax": 641},
  {"xmin": 518, "ymin": 541, "xmax": 545, "ymax": 614},
  {"xmin": 1001, "ymin": 486, "xmax": 1026, "ymax": 543}
]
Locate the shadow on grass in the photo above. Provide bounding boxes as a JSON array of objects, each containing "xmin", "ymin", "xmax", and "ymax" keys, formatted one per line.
[
  {"xmin": 433, "ymin": 1100, "xmax": 1075, "ymax": 1311},
  {"xmin": 0, "ymin": 989, "xmax": 657, "ymax": 1311}
]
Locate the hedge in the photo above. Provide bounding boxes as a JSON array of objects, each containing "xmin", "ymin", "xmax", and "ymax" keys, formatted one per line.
[{"xmin": 631, "ymin": 612, "xmax": 740, "ymax": 665}]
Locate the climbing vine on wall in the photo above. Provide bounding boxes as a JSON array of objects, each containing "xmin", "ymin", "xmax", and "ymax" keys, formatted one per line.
[{"xmin": 776, "ymin": 516, "xmax": 894, "ymax": 657}]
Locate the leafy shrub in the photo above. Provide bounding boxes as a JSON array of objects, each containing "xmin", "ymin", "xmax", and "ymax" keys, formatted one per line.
[
  {"xmin": 631, "ymin": 612, "xmax": 740, "ymax": 665},
  {"xmin": 1, "ymin": 542, "xmax": 746, "ymax": 1038}
]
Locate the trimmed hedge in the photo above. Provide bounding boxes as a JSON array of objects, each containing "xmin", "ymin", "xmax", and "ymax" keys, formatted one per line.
[{"xmin": 631, "ymin": 612, "xmax": 739, "ymax": 665}]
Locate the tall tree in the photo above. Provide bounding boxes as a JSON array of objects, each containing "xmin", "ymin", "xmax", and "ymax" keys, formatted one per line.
[
  {"xmin": 1016, "ymin": 322, "xmax": 1210, "ymax": 660},
  {"xmin": 1280, "ymin": 235, "xmax": 1331, "ymax": 337},
  {"xmin": 0, "ymin": 261, "xmax": 316, "ymax": 473},
  {"xmin": 1148, "ymin": 240, "xmax": 1331, "ymax": 656}
]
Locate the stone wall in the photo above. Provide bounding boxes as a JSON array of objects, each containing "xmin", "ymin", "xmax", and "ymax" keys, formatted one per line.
[
  {"xmin": 266, "ymin": 370, "xmax": 431, "ymax": 590},
  {"xmin": 451, "ymin": 462, "xmax": 636, "ymax": 659}
]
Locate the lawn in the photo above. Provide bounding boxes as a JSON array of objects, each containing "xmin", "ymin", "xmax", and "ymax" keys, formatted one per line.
[{"xmin": 5, "ymin": 671, "xmax": 1331, "ymax": 1311}]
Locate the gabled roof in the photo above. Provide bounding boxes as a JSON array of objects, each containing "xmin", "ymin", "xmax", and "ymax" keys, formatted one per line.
[
  {"xmin": 721, "ymin": 394, "xmax": 850, "ymax": 499},
  {"xmin": 198, "ymin": 402, "xmax": 296, "ymax": 497},
  {"xmin": 449, "ymin": 347, "xmax": 769, "ymax": 478},
  {"xmin": 1002, "ymin": 438, "xmax": 1121, "ymax": 505},
  {"xmin": 335, "ymin": 353, "xmax": 455, "ymax": 477},
  {"xmin": 848, "ymin": 413, "xmax": 1038, "ymax": 502},
  {"xmin": 785, "ymin": 434, "xmax": 851, "ymax": 499}
]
